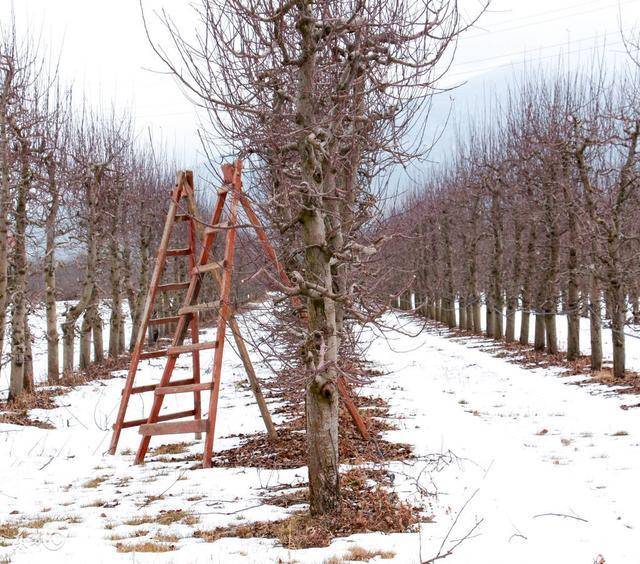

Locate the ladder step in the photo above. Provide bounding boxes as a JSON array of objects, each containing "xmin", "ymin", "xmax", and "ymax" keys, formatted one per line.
[
  {"xmin": 119, "ymin": 409, "xmax": 196, "ymax": 430},
  {"xmin": 174, "ymin": 213, "xmax": 190, "ymax": 222},
  {"xmin": 178, "ymin": 301, "xmax": 221, "ymax": 315},
  {"xmin": 178, "ymin": 301, "xmax": 220, "ymax": 315},
  {"xmin": 167, "ymin": 341, "xmax": 218, "ymax": 356},
  {"xmin": 148, "ymin": 315, "xmax": 180, "ymax": 325},
  {"xmin": 158, "ymin": 282, "xmax": 190, "ymax": 292},
  {"xmin": 204, "ymin": 222, "xmax": 229, "ymax": 235},
  {"xmin": 127, "ymin": 378, "xmax": 195, "ymax": 395},
  {"xmin": 139, "ymin": 349, "xmax": 169, "ymax": 360},
  {"xmin": 192, "ymin": 262, "xmax": 224, "ymax": 275},
  {"xmin": 139, "ymin": 418, "xmax": 209, "ymax": 436},
  {"xmin": 155, "ymin": 382, "xmax": 213, "ymax": 396},
  {"xmin": 166, "ymin": 247, "xmax": 192, "ymax": 256}
]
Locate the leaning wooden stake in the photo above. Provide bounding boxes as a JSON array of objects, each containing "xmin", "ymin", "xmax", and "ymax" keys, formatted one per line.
[{"xmin": 237, "ymin": 190, "xmax": 370, "ymax": 440}]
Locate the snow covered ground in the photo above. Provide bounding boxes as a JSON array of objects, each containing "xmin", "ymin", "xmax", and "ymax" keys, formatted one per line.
[{"xmin": 1, "ymin": 309, "xmax": 639, "ymax": 563}]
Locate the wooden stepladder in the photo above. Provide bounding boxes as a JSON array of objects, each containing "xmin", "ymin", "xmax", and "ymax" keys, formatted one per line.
[
  {"xmin": 109, "ymin": 162, "xmax": 275, "ymax": 464},
  {"xmin": 110, "ymin": 159, "xmax": 369, "ymax": 469}
]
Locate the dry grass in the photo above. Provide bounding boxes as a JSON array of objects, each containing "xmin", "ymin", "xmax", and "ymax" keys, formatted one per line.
[
  {"xmin": 153, "ymin": 532, "xmax": 181, "ymax": 543},
  {"xmin": 123, "ymin": 510, "xmax": 198, "ymax": 527},
  {"xmin": 20, "ymin": 516, "xmax": 54, "ymax": 529},
  {"xmin": 115, "ymin": 541, "xmax": 175, "ymax": 553},
  {"xmin": 150, "ymin": 442, "xmax": 190, "ymax": 456},
  {"xmin": 107, "ymin": 529, "xmax": 148, "ymax": 541},
  {"xmin": 82, "ymin": 475, "xmax": 108, "ymax": 489},
  {"xmin": 345, "ymin": 546, "xmax": 395, "ymax": 560},
  {"xmin": 0, "ymin": 523, "xmax": 20, "ymax": 539}
]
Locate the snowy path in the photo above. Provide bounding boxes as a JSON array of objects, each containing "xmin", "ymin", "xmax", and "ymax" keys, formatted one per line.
[
  {"xmin": 365, "ymin": 315, "xmax": 640, "ymax": 563},
  {"xmin": 1, "ymin": 312, "xmax": 639, "ymax": 563}
]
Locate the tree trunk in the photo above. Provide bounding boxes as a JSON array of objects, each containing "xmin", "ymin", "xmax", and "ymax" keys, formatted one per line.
[
  {"xmin": 44, "ymin": 166, "xmax": 60, "ymax": 382},
  {"xmin": 79, "ymin": 311, "xmax": 92, "ymax": 370},
  {"xmin": 589, "ymin": 277, "xmax": 603, "ymax": 371},
  {"xmin": 8, "ymin": 149, "xmax": 29, "ymax": 400},
  {"xmin": 485, "ymin": 294, "xmax": 493, "ymax": 338},
  {"xmin": 566, "ymin": 248, "xmax": 580, "ymax": 361},
  {"xmin": 458, "ymin": 295, "xmax": 466, "ymax": 329}
]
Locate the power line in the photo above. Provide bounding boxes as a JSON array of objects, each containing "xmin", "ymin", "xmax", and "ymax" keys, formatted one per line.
[{"xmin": 466, "ymin": 0, "xmax": 640, "ymax": 39}]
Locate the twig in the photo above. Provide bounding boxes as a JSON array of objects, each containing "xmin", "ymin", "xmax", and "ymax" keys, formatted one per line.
[{"xmin": 533, "ymin": 512, "xmax": 588, "ymax": 523}]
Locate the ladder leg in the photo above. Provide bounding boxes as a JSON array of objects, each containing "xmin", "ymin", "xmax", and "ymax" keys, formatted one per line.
[
  {"xmin": 203, "ymin": 168, "xmax": 241, "ymax": 468},
  {"xmin": 187, "ymin": 205, "xmax": 203, "ymax": 440},
  {"xmin": 229, "ymin": 316, "xmax": 277, "ymax": 440}
]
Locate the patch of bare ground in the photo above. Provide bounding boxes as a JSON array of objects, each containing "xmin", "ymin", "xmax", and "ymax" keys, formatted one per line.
[
  {"xmin": 195, "ymin": 468, "xmax": 420, "ymax": 549},
  {"xmin": 0, "ymin": 356, "xmax": 130, "ymax": 429},
  {"xmin": 213, "ymin": 402, "xmax": 411, "ymax": 470}
]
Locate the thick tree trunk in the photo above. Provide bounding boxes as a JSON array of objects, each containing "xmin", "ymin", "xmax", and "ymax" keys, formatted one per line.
[
  {"xmin": 534, "ymin": 289, "xmax": 546, "ymax": 352},
  {"xmin": 485, "ymin": 294, "xmax": 493, "ymax": 337},
  {"xmin": 458, "ymin": 295, "xmax": 466, "ymax": 329},
  {"xmin": 0, "ymin": 104, "xmax": 10, "ymax": 367},
  {"xmin": 108, "ymin": 232, "xmax": 123, "ymax": 358},
  {"xmin": 566, "ymin": 248, "xmax": 580, "ymax": 361},
  {"xmin": 79, "ymin": 311, "xmax": 92, "ymax": 370},
  {"xmin": 8, "ymin": 150, "xmax": 29, "ymax": 400},
  {"xmin": 589, "ymin": 278, "xmax": 603, "ymax": 371},
  {"xmin": 297, "ymin": 8, "xmax": 340, "ymax": 514},
  {"xmin": 302, "ymin": 203, "xmax": 340, "ymax": 515},
  {"xmin": 44, "ymin": 167, "xmax": 60, "ymax": 383}
]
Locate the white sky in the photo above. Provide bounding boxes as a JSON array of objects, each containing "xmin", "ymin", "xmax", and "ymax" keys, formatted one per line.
[{"xmin": 2, "ymin": 0, "xmax": 640, "ymax": 168}]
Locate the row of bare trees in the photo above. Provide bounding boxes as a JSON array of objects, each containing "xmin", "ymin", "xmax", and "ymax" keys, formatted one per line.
[
  {"xmin": 1, "ymin": 22, "xmax": 173, "ymax": 399},
  {"xmin": 386, "ymin": 64, "xmax": 640, "ymax": 379}
]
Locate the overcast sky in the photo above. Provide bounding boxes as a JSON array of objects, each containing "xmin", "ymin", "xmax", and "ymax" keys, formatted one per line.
[{"xmin": 2, "ymin": 0, "xmax": 640, "ymax": 171}]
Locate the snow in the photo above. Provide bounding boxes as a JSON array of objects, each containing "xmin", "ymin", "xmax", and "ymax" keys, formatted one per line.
[{"xmin": 1, "ymin": 307, "xmax": 639, "ymax": 563}]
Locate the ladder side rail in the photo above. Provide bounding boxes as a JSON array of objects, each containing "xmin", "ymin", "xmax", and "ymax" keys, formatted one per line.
[
  {"xmin": 202, "ymin": 165, "xmax": 241, "ymax": 468},
  {"xmin": 108, "ymin": 178, "xmax": 184, "ymax": 454},
  {"xmin": 185, "ymin": 171, "xmax": 203, "ymax": 439}
]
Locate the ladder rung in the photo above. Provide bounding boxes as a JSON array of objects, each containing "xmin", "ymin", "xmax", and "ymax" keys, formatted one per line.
[
  {"xmin": 127, "ymin": 378, "xmax": 195, "ymax": 395},
  {"xmin": 155, "ymin": 382, "xmax": 213, "ymax": 396},
  {"xmin": 192, "ymin": 262, "xmax": 224, "ymax": 275},
  {"xmin": 167, "ymin": 341, "xmax": 218, "ymax": 356},
  {"xmin": 178, "ymin": 301, "xmax": 221, "ymax": 316},
  {"xmin": 148, "ymin": 315, "xmax": 180, "ymax": 325},
  {"xmin": 139, "ymin": 418, "xmax": 209, "ymax": 436},
  {"xmin": 118, "ymin": 409, "xmax": 196, "ymax": 430},
  {"xmin": 204, "ymin": 222, "xmax": 229, "ymax": 235},
  {"xmin": 139, "ymin": 349, "xmax": 169, "ymax": 360},
  {"xmin": 174, "ymin": 213, "xmax": 190, "ymax": 222},
  {"xmin": 166, "ymin": 247, "xmax": 191, "ymax": 257},
  {"xmin": 158, "ymin": 282, "xmax": 190, "ymax": 292}
]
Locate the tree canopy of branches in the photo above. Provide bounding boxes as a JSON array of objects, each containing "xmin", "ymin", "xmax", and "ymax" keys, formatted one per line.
[{"xmin": 144, "ymin": 0, "xmax": 478, "ymax": 514}]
